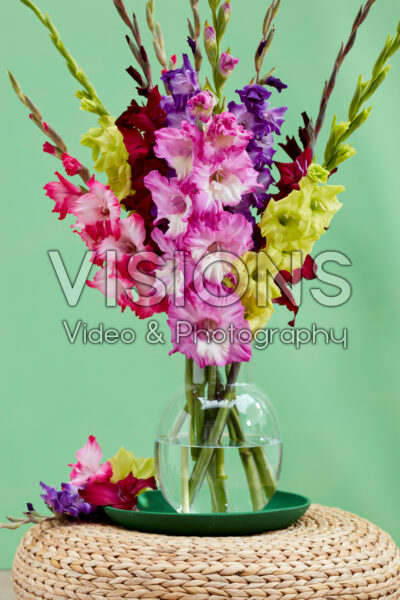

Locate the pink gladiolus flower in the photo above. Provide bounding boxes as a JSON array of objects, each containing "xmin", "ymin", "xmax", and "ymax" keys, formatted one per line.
[
  {"xmin": 69, "ymin": 435, "xmax": 112, "ymax": 488},
  {"xmin": 62, "ymin": 153, "xmax": 83, "ymax": 176},
  {"xmin": 44, "ymin": 172, "xmax": 83, "ymax": 220},
  {"xmin": 183, "ymin": 212, "xmax": 253, "ymax": 284},
  {"xmin": 72, "ymin": 177, "xmax": 121, "ymax": 243},
  {"xmin": 80, "ymin": 473, "xmax": 157, "ymax": 510},
  {"xmin": 88, "ymin": 254, "xmax": 168, "ymax": 319},
  {"xmin": 144, "ymin": 171, "xmax": 193, "ymax": 238},
  {"xmin": 87, "ymin": 266, "xmax": 138, "ymax": 313},
  {"xmin": 192, "ymin": 151, "xmax": 260, "ymax": 212},
  {"xmin": 151, "ymin": 228, "xmax": 190, "ymax": 299},
  {"xmin": 95, "ymin": 213, "xmax": 147, "ymax": 266},
  {"xmin": 187, "ymin": 91, "xmax": 215, "ymax": 123},
  {"xmin": 206, "ymin": 112, "xmax": 252, "ymax": 156},
  {"xmin": 219, "ymin": 52, "xmax": 239, "ymax": 77},
  {"xmin": 43, "ymin": 142, "xmax": 56, "ymax": 156},
  {"xmin": 154, "ymin": 123, "xmax": 201, "ymax": 178},
  {"xmin": 168, "ymin": 291, "xmax": 252, "ymax": 367}
]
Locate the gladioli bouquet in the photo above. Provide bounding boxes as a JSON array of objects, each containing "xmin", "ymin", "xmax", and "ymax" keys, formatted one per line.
[{"xmin": 5, "ymin": 0, "xmax": 400, "ymax": 514}]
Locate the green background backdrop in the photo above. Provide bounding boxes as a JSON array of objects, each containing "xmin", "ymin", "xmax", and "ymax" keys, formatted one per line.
[{"xmin": 1, "ymin": 0, "xmax": 399, "ymax": 568}]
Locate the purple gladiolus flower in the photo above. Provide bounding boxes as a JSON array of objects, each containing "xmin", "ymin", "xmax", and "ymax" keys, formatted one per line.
[
  {"xmin": 236, "ymin": 85, "xmax": 271, "ymax": 116},
  {"xmin": 247, "ymin": 132, "xmax": 276, "ymax": 169},
  {"xmin": 161, "ymin": 54, "xmax": 199, "ymax": 107},
  {"xmin": 263, "ymin": 106, "xmax": 288, "ymax": 135},
  {"xmin": 264, "ymin": 75, "xmax": 288, "ymax": 93},
  {"xmin": 160, "ymin": 54, "xmax": 200, "ymax": 125},
  {"xmin": 227, "ymin": 101, "xmax": 262, "ymax": 134},
  {"xmin": 40, "ymin": 482, "xmax": 95, "ymax": 517}
]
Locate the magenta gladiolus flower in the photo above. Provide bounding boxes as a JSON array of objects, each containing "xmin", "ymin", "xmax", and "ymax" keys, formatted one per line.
[
  {"xmin": 44, "ymin": 172, "xmax": 83, "ymax": 220},
  {"xmin": 80, "ymin": 473, "xmax": 157, "ymax": 511},
  {"xmin": 43, "ymin": 141, "xmax": 56, "ymax": 156},
  {"xmin": 61, "ymin": 153, "xmax": 82, "ymax": 176},
  {"xmin": 69, "ymin": 435, "xmax": 112, "ymax": 488}
]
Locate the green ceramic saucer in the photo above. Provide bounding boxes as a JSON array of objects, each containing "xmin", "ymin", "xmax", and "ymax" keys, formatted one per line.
[{"xmin": 104, "ymin": 490, "xmax": 311, "ymax": 536}]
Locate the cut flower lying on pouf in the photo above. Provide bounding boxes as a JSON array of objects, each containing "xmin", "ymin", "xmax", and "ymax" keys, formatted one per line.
[{"xmin": 0, "ymin": 437, "xmax": 156, "ymax": 529}]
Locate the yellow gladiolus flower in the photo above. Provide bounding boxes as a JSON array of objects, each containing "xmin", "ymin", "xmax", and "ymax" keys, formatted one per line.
[
  {"xmin": 109, "ymin": 447, "xmax": 156, "ymax": 484},
  {"xmin": 260, "ymin": 166, "xmax": 344, "ymax": 272},
  {"xmin": 235, "ymin": 250, "xmax": 281, "ymax": 332},
  {"xmin": 81, "ymin": 116, "xmax": 132, "ymax": 201}
]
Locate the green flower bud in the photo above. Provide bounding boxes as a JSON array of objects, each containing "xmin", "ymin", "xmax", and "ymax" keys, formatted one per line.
[
  {"xmin": 204, "ymin": 22, "xmax": 217, "ymax": 65},
  {"xmin": 217, "ymin": 1, "xmax": 231, "ymax": 37}
]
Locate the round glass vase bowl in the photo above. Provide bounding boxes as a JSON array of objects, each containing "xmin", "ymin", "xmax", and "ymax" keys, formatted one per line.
[{"xmin": 155, "ymin": 360, "xmax": 282, "ymax": 514}]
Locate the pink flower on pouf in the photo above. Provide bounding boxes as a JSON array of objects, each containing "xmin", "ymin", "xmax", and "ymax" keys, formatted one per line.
[{"xmin": 69, "ymin": 436, "xmax": 112, "ymax": 488}]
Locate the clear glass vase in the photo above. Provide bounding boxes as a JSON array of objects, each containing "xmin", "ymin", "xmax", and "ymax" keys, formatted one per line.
[{"xmin": 155, "ymin": 360, "xmax": 282, "ymax": 513}]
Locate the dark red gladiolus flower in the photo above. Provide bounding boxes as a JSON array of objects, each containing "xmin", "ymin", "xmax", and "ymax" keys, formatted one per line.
[
  {"xmin": 279, "ymin": 254, "xmax": 317, "ymax": 285},
  {"xmin": 116, "ymin": 87, "xmax": 169, "ymax": 241},
  {"xmin": 273, "ymin": 290, "xmax": 298, "ymax": 327},
  {"xmin": 274, "ymin": 256, "xmax": 317, "ymax": 325},
  {"xmin": 80, "ymin": 473, "xmax": 157, "ymax": 511},
  {"xmin": 273, "ymin": 146, "xmax": 313, "ymax": 200}
]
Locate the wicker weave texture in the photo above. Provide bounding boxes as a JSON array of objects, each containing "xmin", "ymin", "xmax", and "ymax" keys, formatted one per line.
[{"xmin": 12, "ymin": 504, "xmax": 400, "ymax": 599}]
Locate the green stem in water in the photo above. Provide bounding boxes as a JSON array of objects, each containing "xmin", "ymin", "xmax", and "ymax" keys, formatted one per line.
[
  {"xmin": 185, "ymin": 359, "xmax": 195, "ymax": 448},
  {"xmin": 227, "ymin": 413, "xmax": 265, "ymax": 511},
  {"xmin": 203, "ymin": 365, "xmax": 229, "ymax": 512},
  {"xmin": 188, "ymin": 363, "xmax": 240, "ymax": 507},
  {"xmin": 206, "ymin": 448, "xmax": 229, "ymax": 512},
  {"xmin": 180, "ymin": 446, "xmax": 190, "ymax": 513},
  {"xmin": 229, "ymin": 406, "xmax": 277, "ymax": 502}
]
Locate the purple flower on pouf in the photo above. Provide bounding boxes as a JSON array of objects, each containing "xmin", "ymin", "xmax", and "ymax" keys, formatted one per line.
[{"xmin": 40, "ymin": 482, "xmax": 94, "ymax": 517}]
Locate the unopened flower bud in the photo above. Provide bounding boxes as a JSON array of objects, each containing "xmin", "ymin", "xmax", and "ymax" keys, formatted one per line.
[
  {"xmin": 62, "ymin": 153, "xmax": 82, "ymax": 177},
  {"xmin": 219, "ymin": 51, "xmax": 239, "ymax": 78},
  {"xmin": 204, "ymin": 22, "xmax": 217, "ymax": 65},
  {"xmin": 217, "ymin": 1, "xmax": 231, "ymax": 36},
  {"xmin": 187, "ymin": 91, "xmax": 216, "ymax": 123},
  {"xmin": 204, "ymin": 23, "xmax": 216, "ymax": 48}
]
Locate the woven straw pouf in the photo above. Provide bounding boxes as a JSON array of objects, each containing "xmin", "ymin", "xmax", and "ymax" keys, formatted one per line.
[{"xmin": 12, "ymin": 504, "xmax": 400, "ymax": 599}]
